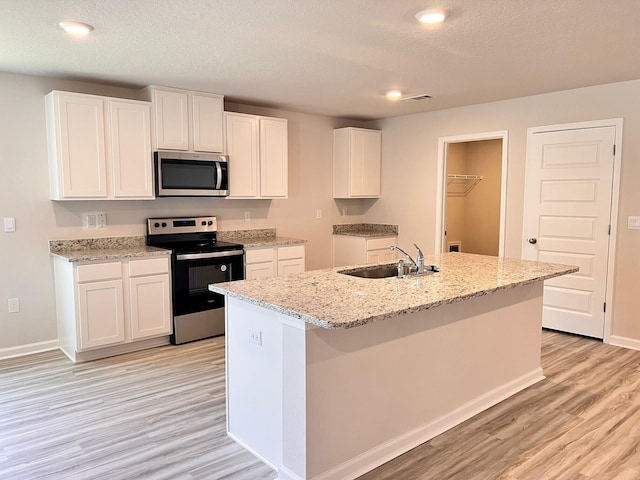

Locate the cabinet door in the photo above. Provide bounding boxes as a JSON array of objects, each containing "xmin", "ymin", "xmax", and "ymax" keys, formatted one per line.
[
  {"xmin": 245, "ymin": 262, "xmax": 276, "ymax": 280},
  {"xmin": 277, "ymin": 259, "xmax": 304, "ymax": 276},
  {"xmin": 350, "ymin": 129, "xmax": 381, "ymax": 197},
  {"xmin": 129, "ymin": 273, "xmax": 172, "ymax": 340},
  {"xmin": 192, "ymin": 94, "xmax": 224, "ymax": 153},
  {"xmin": 52, "ymin": 92, "xmax": 107, "ymax": 199},
  {"xmin": 153, "ymin": 89, "xmax": 189, "ymax": 150},
  {"xmin": 77, "ymin": 279, "xmax": 125, "ymax": 350},
  {"xmin": 259, "ymin": 117, "xmax": 288, "ymax": 198},
  {"xmin": 109, "ymin": 100, "xmax": 154, "ymax": 198},
  {"xmin": 366, "ymin": 250, "xmax": 395, "ymax": 264},
  {"xmin": 226, "ymin": 113, "xmax": 259, "ymax": 198}
]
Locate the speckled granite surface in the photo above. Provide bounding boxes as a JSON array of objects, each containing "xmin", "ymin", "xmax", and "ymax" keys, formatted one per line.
[
  {"xmin": 219, "ymin": 228, "xmax": 306, "ymax": 248},
  {"xmin": 333, "ymin": 223, "xmax": 398, "ymax": 238},
  {"xmin": 50, "ymin": 237, "xmax": 171, "ymax": 263},
  {"xmin": 210, "ymin": 252, "xmax": 578, "ymax": 330}
]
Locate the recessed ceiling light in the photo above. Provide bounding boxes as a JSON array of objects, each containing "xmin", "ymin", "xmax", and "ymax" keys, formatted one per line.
[
  {"xmin": 59, "ymin": 21, "xmax": 94, "ymax": 35},
  {"xmin": 415, "ymin": 9, "xmax": 448, "ymax": 24},
  {"xmin": 385, "ymin": 90, "xmax": 403, "ymax": 100}
]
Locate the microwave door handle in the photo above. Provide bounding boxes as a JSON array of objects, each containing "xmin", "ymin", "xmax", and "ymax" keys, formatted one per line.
[
  {"xmin": 215, "ymin": 162, "xmax": 222, "ymax": 190},
  {"xmin": 176, "ymin": 250, "xmax": 244, "ymax": 261}
]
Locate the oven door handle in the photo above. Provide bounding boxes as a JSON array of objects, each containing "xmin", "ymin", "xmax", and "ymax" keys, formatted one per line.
[{"xmin": 176, "ymin": 250, "xmax": 244, "ymax": 261}]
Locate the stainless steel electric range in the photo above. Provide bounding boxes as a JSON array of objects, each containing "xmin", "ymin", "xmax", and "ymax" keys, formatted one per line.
[{"xmin": 147, "ymin": 216, "xmax": 244, "ymax": 344}]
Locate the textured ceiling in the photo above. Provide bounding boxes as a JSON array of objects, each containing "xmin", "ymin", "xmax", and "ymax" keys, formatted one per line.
[{"xmin": 2, "ymin": 0, "xmax": 640, "ymax": 120}]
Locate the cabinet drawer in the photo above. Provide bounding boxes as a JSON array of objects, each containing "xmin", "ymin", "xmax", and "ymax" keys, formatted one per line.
[
  {"xmin": 129, "ymin": 257, "xmax": 169, "ymax": 277},
  {"xmin": 277, "ymin": 245, "xmax": 305, "ymax": 260},
  {"xmin": 76, "ymin": 262, "xmax": 122, "ymax": 283},
  {"xmin": 366, "ymin": 237, "xmax": 397, "ymax": 251},
  {"xmin": 245, "ymin": 248, "xmax": 275, "ymax": 264}
]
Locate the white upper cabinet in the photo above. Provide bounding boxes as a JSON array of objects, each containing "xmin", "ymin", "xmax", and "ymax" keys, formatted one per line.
[
  {"xmin": 333, "ymin": 127, "xmax": 381, "ymax": 198},
  {"xmin": 151, "ymin": 89, "xmax": 189, "ymax": 150},
  {"xmin": 226, "ymin": 113, "xmax": 259, "ymax": 197},
  {"xmin": 109, "ymin": 100, "xmax": 153, "ymax": 198},
  {"xmin": 192, "ymin": 93, "xmax": 225, "ymax": 153},
  {"xmin": 225, "ymin": 112, "xmax": 288, "ymax": 199},
  {"xmin": 46, "ymin": 91, "xmax": 153, "ymax": 200},
  {"xmin": 260, "ymin": 117, "xmax": 288, "ymax": 198},
  {"xmin": 143, "ymin": 87, "xmax": 224, "ymax": 153}
]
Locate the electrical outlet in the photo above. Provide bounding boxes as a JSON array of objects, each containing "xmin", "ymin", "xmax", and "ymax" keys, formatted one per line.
[
  {"xmin": 244, "ymin": 211, "xmax": 251, "ymax": 222},
  {"xmin": 97, "ymin": 213, "xmax": 107, "ymax": 228},
  {"xmin": 316, "ymin": 209, "xmax": 322, "ymax": 219},
  {"xmin": 248, "ymin": 328, "xmax": 262, "ymax": 346},
  {"xmin": 3, "ymin": 217, "xmax": 16, "ymax": 233},
  {"xmin": 8, "ymin": 298, "xmax": 19, "ymax": 313}
]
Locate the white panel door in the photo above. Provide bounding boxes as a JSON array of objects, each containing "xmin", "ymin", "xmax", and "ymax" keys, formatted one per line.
[
  {"xmin": 225, "ymin": 112, "xmax": 259, "ymax": 198},
  {"xmin": 109, "ymin": 100, "xmax": 154, "ymax": 198},
  {"xmin": 522, "ymin": 125, "xmax": 616, "ymax": 338},
  {"xmin": 259, "ymin": 117, "xmax": 288, "ymax": 198},
  {"xmin": 245, "ymin": 262, "xmax": 276, "ymax": 280},
  {"xmin": 154, "ymin": 89, "xmax": 189, "ymax": 150},
  {"xmin": 350, "ymin": 129, "xmax": 381, "ymax": 197},
  {"xmin": 57, "ymin": 92, "xmax": 107, "ymax": 198},
  {"xmin": 129, "ymin": 274, "xmax": 172, "ymax": 339},
  {"xmin": 77, "ymin": 279, "xmax": 125, "ymax": 350},
  {"xmin": 191, "ymin": 93, "xmax": 224, "ymax": 153}
]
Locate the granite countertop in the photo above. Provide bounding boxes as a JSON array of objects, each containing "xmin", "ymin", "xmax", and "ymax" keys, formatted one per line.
[
  {"xmin": 333, "ymin": 223, "xmax": 398, "ymax": 238},
  {"xmin": 210, "ymin": 252, "xmax": 578, "ymax": 330},
  {"xmin": 218, "ymin": 228, "xmax": 307, "ymax": 248},
  {"xmin": 50, "ymin": 237, "xmax": 171, "ymax": 263}
]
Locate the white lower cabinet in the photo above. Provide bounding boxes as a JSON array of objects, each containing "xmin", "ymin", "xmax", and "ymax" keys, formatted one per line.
[
  {"xmin": 54, "ymin": 256, "xmax": 172, "ymax": 362},
  {"xmin": 333, "ymin": 235, "xmax": 397, "ymax": 267},
  {"xmin": 78, "ymin": 278, "xmax": 125, "ymax": 349},
  {"xmin": 245, "ymin": 245, "xmax": 305, "ymax": 280},
  {"xmin": 128, "ymin": 258, "xmax": 172, "ymax": 340}
]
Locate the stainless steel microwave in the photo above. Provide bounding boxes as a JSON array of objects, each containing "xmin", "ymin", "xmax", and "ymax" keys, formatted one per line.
[{"xmin": 155, "ymin": 151, "xmax": 229, "ymax": 197}]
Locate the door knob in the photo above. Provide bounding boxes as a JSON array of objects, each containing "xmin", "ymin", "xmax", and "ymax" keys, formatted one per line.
[{"xmin": 528, "ymin": 238, "xmax": 537, "ymax": 244}]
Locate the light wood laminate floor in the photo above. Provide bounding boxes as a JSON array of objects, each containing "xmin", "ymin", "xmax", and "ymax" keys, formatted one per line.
[{"xmin": 2, "ymin": 330, "xmax": 640, "ymax": 479}]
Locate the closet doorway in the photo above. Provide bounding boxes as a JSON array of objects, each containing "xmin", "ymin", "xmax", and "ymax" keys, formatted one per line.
[{"xmin": 435, "ymin": 131, "xmax": 508, "ymax": 256}]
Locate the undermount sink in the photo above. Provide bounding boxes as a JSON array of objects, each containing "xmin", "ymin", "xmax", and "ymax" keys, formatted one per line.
[
  {"xmin": 339, "ymin": 263, "xmax": 440, "ymax": 279},
  {"xmin": 339, "ymin": 264, "xmax": 400, "ymax": 279}
]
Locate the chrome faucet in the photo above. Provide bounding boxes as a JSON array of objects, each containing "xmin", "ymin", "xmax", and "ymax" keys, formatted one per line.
[
  {"xmin": 390, "ymin": 245, "xmax": 418, "ymax": 273},
  {"xmin": 391, "ymin": 244, "xmax": 426, "ymax": 274},
  {"xmin": 414, "ymin": 244, "xmax": 424, "ymax": 273}
]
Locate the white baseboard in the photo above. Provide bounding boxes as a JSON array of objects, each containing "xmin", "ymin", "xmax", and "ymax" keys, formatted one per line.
[
  {"xmin": 0, "ymin": 339, "xmax": 59, "ymax": 360},
  {"xmin": 608, "ymin": 335, "xmax": 640, "ymax": 351},
  {"xmin": 227, "ymin": 432, "xmax": 279, "ymax": 473},
  {"xmin": 310, "ymin": 368, "xmax": 545, "ymax": 480}
]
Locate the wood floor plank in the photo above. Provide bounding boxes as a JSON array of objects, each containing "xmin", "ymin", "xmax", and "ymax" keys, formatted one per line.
[{"xmin": 3, "ymin": 329, "xmax": 640, "ymax": 479}]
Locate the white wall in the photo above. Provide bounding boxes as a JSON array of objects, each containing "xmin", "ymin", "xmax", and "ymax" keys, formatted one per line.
[
  {"xmin": 367, "ymin": 79, "xmax": 640, "ymax": 340},
  {"xmin": 0, "ymin": 71, "xmax": 369, "ymax": 353},
  {"xmin": 4, "ymin": 70, "xmax": 640, "ymax": 352}
]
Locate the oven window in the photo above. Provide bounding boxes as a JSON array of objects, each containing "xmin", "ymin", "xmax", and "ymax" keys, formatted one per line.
[
  {"xmin": 188, "ymin": 264, "xmax": 230, "ymax": 294},
  {"xmin": 162, "ymin": 160, "xmax": 216, "ymax": 190}
]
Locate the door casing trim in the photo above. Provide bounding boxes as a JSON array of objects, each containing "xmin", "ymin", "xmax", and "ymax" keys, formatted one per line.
[
  {"xmin": 436, "ymin": 131, "xmax": 509, "ymax": 257},
  {"xmin": 525, "ymin": 118, "xmax": 623, "ymax": 343}
]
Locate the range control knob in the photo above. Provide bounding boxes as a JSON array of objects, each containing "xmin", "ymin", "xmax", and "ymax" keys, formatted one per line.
[
  {"xmin": 201, "ymin": 221, "xmax": 206, "ymax": 226},
  {"xmin": 154, "ymin": 222, "xmax": 160, "ymax": 228},
  {"xmin": 161, "ymin": 222, "xmax": 167, "ymax": 228},
  {"xmin": 208, "ymin": 221, "xmax": 213, "ymax": 226}
]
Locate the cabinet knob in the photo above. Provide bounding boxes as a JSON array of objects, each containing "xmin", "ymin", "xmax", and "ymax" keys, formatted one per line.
[{"xmin": 528, "ymin": 238, "xmax": 537, "ymax": 244}]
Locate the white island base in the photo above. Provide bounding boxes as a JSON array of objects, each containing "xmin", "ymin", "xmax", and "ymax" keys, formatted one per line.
[{"xmin": 225, "ymin": 281, "xmax": 545, "ymax": 480}]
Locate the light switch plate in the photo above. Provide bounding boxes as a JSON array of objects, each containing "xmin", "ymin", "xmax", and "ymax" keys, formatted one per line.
[
  {"xmin": 3, "ymin": 217, "xmax": 16, "ymax": 233},
  {"xmin": 86, "ymin": 214, "xmax": 97, "ymax": 228},
  {"xmin": 628, "ymin": 216, "xmax": 640, "ymax": 230}
]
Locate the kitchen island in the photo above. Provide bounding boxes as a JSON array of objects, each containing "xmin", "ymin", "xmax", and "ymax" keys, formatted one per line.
[{"xmin": 210, "ymin": 253, "xmax": 577, "ymax": 480}]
